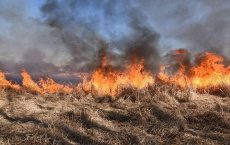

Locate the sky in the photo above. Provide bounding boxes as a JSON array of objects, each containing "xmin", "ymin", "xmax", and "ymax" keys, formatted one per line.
[
  {"xmin": 26, "ymin": 1, "xmax": 44, "ymax": 18},
  {"xmin": 0, "ymin": 0, "xmax": 230, "ymax": 72}
]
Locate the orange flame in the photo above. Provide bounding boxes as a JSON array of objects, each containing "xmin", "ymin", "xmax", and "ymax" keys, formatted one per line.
[
  {"xmin": 190, "ymin": 52, "xmax": 230, "ymax": 88},
  {"xmin": 21, "ymin": 70, "xmax": 42, "ymax": 94},
  {"xmin": 80, "ymin": 55, "xmax": 154, "ymax": 96},
  {"xmin": 158, "ymin": 51, "xmax": 230, "ymax": 89},
  {"xmin": 0, "ymin": 71, "xmax": 20, "ymax": 91},
  {"xmin": 21, "ymin": 70, "xmax": 73, "ymax": 94},
  {"xmin": 0, "ymin": 49, "xmax": 229, "ymax": 97},
  {"xmin": 39, "ymin": 78, "xmax": 73, "ymax": 94}
]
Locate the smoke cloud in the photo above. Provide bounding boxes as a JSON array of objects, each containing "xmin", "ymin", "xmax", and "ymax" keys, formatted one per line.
[
  {"xmin": 0, "ymin": 0, "xmax": 71, "ymax": 74},
  {"xmin": 40, "ymin": 0, "xmax": 161, "ymax": 71},
  {"xmin": 0, "ymin": 0, "xmax": 230, "ymax": 74},
  {"xmin": 152, "ymin": 0, "xmax": 230, "ymax": 58}
]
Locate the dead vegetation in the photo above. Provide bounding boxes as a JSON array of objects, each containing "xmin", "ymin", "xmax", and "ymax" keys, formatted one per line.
[{"xmin": 0, "ymin": 84, "xmax": 229, "ymax": 145}]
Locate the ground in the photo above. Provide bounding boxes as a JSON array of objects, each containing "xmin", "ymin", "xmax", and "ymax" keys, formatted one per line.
[{"xmin": 0, "ymin": 85, "xmax": 229, "ymax": 145}]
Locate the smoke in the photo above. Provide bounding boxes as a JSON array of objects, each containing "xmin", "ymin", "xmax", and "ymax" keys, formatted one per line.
[
  {"xmin": 122, "ymin": 21, "xmax": 160, "ymax": 70},
  {"xmin": 0, "ymin": 0, "xmax": 71, "ymax": 74},
  {"xmin": 163, "ymin": 0, "xmax": 230, "ymax": 58},
  {"xmin": 0, "ymin": 0, "xmax": 230, "ymax": 75},
  {"xmin": 40, "ymin": 0, "xmax": 160, "ymax": 71},
  {"xmin": 40, "ymin": 0, "xmax": 111, "ymax": 71}
]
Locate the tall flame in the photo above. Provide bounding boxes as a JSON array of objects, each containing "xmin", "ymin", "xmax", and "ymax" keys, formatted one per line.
[
  {"xmin": 80, "ymin": 55, "xmax": 154, "ymax": 96},
  {"xmin": 21, "ymin": 70, "xmax": 42, "ymax": 94},
  {"xmin": 190, "ymin": 52, "xmax": 230, "ymax": 88}
]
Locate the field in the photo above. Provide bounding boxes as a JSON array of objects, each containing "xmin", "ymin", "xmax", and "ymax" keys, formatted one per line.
[{"xmin": 0, "ymin": 85, "xmax": 229, "ymax": 145}]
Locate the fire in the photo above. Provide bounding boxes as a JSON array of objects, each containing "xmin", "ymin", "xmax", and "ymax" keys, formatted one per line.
[
  {"xmin": 0, "ymin": 49, "xmax": 229, "ymax": 97},
  {"xmin": 21, "ymin": 70, "xmax": 73, "ymax": 94},
  {"xmin": 158, "ymin": 51, "xmax": 230, "ymax": 89},
  {"xmin": 80, "ymin": 55, "xmax": 154, "ymax": 96},
  {"xmin": 21, "ymin": 70, "xmax": 42, "ymax": 94},
  {"xmin": 190, "ymin": 52, "xmax": 230, "ymax": 88},
  {"xmin": 158, "ymin": 64, "xmax": 190, "ymax": 88},
  {"xmin": 124, "ymin": 58, "xmax": 154, "ymax": 89},
  {"xmin": 0, "ymin": 71, "xmax": 20, "ymax": 91},
  {"xmin": 39, "ymin": 78, "xmax": 73, "ymax": 94}
]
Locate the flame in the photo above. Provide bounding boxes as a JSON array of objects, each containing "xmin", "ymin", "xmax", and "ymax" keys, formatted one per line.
[
  {"xmin": 21, "ymin": 70, "xmax": 42, "ymax": 94},
  {"xmin": 39, "ymin": 78, "xmax": 73, "ymax": 94},
  {"xmin": 0, "ymin": 49, "xmax": 229, "ymax": 97},
  {"xmin": 158, "ymin": 51, "xmax": 230, "ymax": 89},
  {"xmin": 190, "ymin": 52, "xmax": 230, "ymax": 88},
  {"xmin": 80, "ymin": 55, "xmax": 154, "ymax": 96},
  {"xmin": 21, "ymin": 70, "xmax": 73, "ymax": 94},
  {"xmin": 0, "ymin": 71, "xmax": 20, "ymax": 91},
  {"xmin": 174, "ymin": 49, "xmax": 189, "ymax": 55},
  {"xmin": 124, "ymin": 58, "xmax": 154, "ymax": 89}
]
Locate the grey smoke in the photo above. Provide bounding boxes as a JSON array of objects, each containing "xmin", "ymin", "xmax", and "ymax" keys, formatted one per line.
[
  {"xmin": 0, "ymin": 0, "xmax": 71, "ymax": 74},
  {"xmin": 41, "ymin": 0, "xmax": 109, "ymax": 71},
  {"xmin": 159, "ymin": 0, "xmax": 230, "ymax": 58},
  {"xmin": 122, "ymin": 22, "xmax": 160, "ymax": 71},
  {"xmin": 0, "ymin": 0, "xmax": 230, "ymax": 75},
  {"xmin": 41, "ymin": 0, "xmax": 161, "ymax": 71}
]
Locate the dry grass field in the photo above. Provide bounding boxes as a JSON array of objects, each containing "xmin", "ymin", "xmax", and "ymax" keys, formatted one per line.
[{"xmin": 0, "ymin": 84, "xmax": 229, "ymax": 145}]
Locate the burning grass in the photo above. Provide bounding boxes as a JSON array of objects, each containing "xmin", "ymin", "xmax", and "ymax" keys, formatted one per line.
[{"xmin": 1, "ymin": 50, "xmax": 230, "ymax": 99}]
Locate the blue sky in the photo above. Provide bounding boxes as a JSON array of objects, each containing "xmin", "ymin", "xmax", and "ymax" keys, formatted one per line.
[{"xmin": 26, "ymin": 0, "xmax": 45, "ymax": 18}]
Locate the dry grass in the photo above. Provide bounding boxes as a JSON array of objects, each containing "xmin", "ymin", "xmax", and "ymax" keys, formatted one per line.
[
  {"xmin": 198, "ymin": 84, "xmax": 230, "ymax": 98},
  {"xmin": 0, "ymin": 83, "xmax": 229, "ymax": 145}
]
